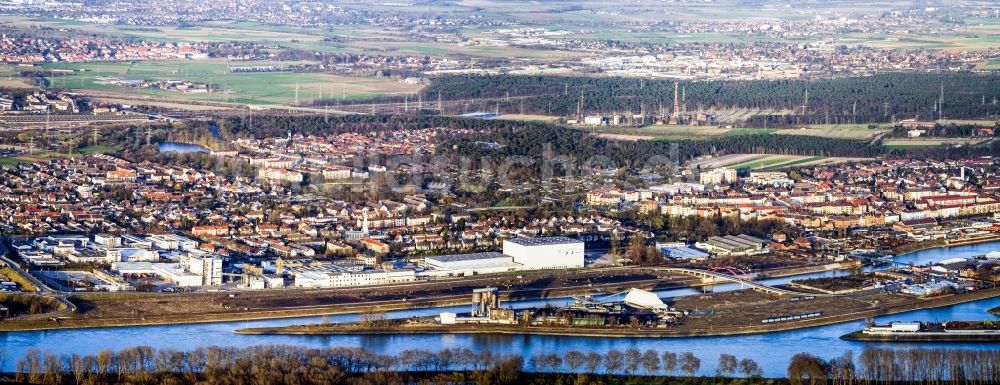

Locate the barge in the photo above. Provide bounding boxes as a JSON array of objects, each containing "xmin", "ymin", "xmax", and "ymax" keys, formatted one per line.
[{"xmin": 842, "ymin": 321, "xmax": 1000, "ymax": 342}]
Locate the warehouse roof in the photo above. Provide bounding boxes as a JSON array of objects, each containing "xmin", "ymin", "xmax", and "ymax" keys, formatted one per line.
[
  {"xmin": 504, "ymin": 236, "xmax": 583, "ymax": 247},
  {"xmin": 425, "ymin": 252, "xmax": 508, "ymax": 263}
]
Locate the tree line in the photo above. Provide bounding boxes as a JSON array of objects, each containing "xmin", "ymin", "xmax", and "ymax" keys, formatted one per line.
[
  {"xmin": 4, "ymin": 345, "xmax": 1000, "ymax": 385},
  {"xmin": 418, "ymin": 73, "xmax": 1000, "ymax": 124},
  {"xmin": 438, "ymin": 123, "xmax": 885, "ymax": 168}
]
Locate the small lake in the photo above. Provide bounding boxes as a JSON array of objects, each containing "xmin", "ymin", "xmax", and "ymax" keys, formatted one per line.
[{"xmin": 158, "ymin": 142, "xmax": 210, "ymax": 154}]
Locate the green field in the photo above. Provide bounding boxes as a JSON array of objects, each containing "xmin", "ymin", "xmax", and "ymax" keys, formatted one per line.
[
  {"xmin": 725, "ymin": 128, "xmax": 776, "ymax": 136},
  {"xmin": 38, "ymin": 60, "xmax": 422, "ymax": 106},
  {"xmin": 77, "ymin": 145, "xmax": 120, "ymax": 155},
  {"xmin": 977, "ymin": 59, "xmax": 1000, "ymax": 71},
  {"xmin": 729, "ymin": 156, "xmax": 798, "ymax": 170},
  {"xmin": 0, "ymin": 157, "xmax": 28, "ymax": 166},
  {"xmin": 593, "ymin": 123, "xmax": 881, "ymax": 141}
]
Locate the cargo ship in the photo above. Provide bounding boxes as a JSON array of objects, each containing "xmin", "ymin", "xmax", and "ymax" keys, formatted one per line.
[{"xmin": 842, "ymin": 321, "xmax": 1000, "ymax": 342}]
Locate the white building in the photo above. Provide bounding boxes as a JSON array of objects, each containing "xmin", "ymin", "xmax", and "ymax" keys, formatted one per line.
[
  {"xmin": 293, "ymin": 269, "xmax": 416, "ymax": 288},
  {"xmin": 422, "ymin": 252, "xmax": 521, "ymax": 275},
  {"xmin": 107, "ymin": 248, "xmax": 159, "ymax": 262},
  {"xmin": 187, "ymin": 255, "xmax": 223, "ymax": 285},
  {"xmin": 258, "ymin": 168, "xmax": 304, "ymax": 183},
  {"xmin": 112, "ymin": 262, "xmax": 203, "ymax": 287},
  {"xmin": 323, "ymin": 166, "xmax": 352, "ymax": 180},
  {"xmin": 112, "ymin": 253, "xmax": 223, "ymax": 287},
  {"xmin": 502, "ymin": 236, "xmax": 585, "ymax": 269},
  {"xmin": 146, "ymin": 234, "xmax": 199, "ymax": 251},
  {"xmin": 747, "ymin": 171, "xmax": 793, "ymax": 186},
  {"xmin": 699, "ymin": 167, "xmax": 738, "ymax": 185}
]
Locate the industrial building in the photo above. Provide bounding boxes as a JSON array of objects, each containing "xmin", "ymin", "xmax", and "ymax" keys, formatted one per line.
[
  {"xmin": 697, "ymin": 234, "xmax": 770, "ymax": 256},
  {"xmin": 290, "ymin": 266, "xmax": 416, "ymax": 288},
  {"xmin": 112, "ymin": 254, "xmax": 223, "ymax": 287},
  {"xmin": 659, "ymin": 245, "xmax": 711, "ymax": 260},
  {"xmin": 502, "ymin": 236, "xmax": 585, "ymax": 269},
  {"xmin": 421, "ymin": 252, "xmax": 520, "ymax": 275},
  {"xmin": 422, "ymin": 236, "xmax": 587, "ymax": 276}
]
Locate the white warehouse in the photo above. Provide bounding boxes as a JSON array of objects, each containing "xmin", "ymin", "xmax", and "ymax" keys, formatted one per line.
[
  {"xmin": 502, "ymin": 236, "xmax": 585, "ymax": 270},
  {"xmin": 422, "ymin": 252, "xmax": 521, "ymax": 276}
]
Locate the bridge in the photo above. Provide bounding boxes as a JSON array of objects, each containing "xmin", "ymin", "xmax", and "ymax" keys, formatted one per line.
[{"xmin": 654, "ymin": 267, "xmax": 841, "ymax": 297}]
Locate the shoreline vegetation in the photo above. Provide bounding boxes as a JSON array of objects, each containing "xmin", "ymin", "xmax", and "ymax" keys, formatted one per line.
[
  {"xmin": 4, "ymin": 344, "xmax": 1000, "ymax": 385},
  {"xmin": 3, "ymin": 237, "xmax": 998, "ymax": 334}
]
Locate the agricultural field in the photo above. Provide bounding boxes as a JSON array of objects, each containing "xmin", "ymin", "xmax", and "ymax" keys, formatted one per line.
[
  {"xmin": 587, "ymin": 124, "xmax": 774, "ymax": 141},
  {"xmin": 37, "ymin": 60, "xmax": 423, "ymax": 106},
  {"xmin": 0, "ymin": 16, "xmax": 576, "ymax": 61},
  {"xmin": 882, "ymin": 138, "xmax": 994, "ymax": 148},
  {"xmin": 976, "ymin": 59, "xmax": 1000, "ymax": 71},
  {"xmin": 936, "ymin": 119, "xmax": 999, "ymax": 126},
  {"xmin": 0, "ymin": 64, "xmax": 37, "ymax": 89},
  {"xmin": 493, "ymin": 114, "xmax": 562, "ymax": 123},
  {"xmin": 0, "ymin": 17, "xmax": 332, "ymax": 49},
  {"xmin": 688, "ymin": 153, "xmax": 861, "ymax": 171},
  {"xmin": 588, "ymin": 123, "xmax": 883, "ymax": 141},
  {"xmin": 773, "ymin": 124, "xmax": 890, "ymax": 139}
]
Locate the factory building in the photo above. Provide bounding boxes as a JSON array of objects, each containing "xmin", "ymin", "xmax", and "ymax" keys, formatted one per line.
[
  {"xmin": 293, "ymin": 268, "xmax": 415, "ymax": 288},
  {"xmin": 421, "ymin": 236, "xmax": 587, "ymax": 276},
  {"xmin": 502, "ymin": 236, "xmax": 585, "ymax": 270},
  {"xmin": 421, "ymin": 252, "xmax": 520, "ymax": 275},
  {"xmin": 111, "ymin": 254, "xmax": 223, "ymax": 287},
  {"xmin": 697, "ymin": 234, "xmax": 770, "ymax": 256}
]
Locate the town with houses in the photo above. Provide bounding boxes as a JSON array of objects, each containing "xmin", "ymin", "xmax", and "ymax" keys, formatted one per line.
[
  {"xmin": 1, "ymin": 130, "xmax": 998, "ymax": 294},
  {"xmin": 0, "ymin": 1, "xmax": 1000, "ymax": 381}
]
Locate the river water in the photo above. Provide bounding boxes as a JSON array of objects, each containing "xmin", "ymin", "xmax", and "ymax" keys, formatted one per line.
[{"xmin": 1, "ymin": 242, "xmax": 998, "ymax": 376}]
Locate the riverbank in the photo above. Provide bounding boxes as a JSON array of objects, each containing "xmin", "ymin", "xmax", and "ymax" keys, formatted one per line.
[
  {"xmin": 892, "ymin": 233, "xmax": 1000, "ymax": 255},
  {"xmin": 841, "ymin": 330, "xmax": 1000, "ymax": 342},
  {"xmin": 0, "ymin": 267, "xmax": 692, "ymax": 332},
  {"xmin": 0, "ymin": 236, "xmax": 988, "ymax": 333},
  {"xmin": 0, "ymin": 260, "xmax": 848, "ymax": 332},
  {"xmin": 235, "ymin": 287, "xmax": 1000, "ymax": 338}
]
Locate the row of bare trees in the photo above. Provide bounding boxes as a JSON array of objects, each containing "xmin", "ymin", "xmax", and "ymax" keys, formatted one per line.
[
  {"xmin": 5, "ymin": 345, "xmax": 1000, "ymax": 385},
  {"xmin": 528, "ymin": 349, "xmax": 761, "ymax": 379},
  {"xmin": 788, "ymin": 348, "xmax": 1000, "ymax": 385}
]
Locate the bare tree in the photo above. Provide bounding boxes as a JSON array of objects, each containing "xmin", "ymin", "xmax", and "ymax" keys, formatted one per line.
[
  {"xmin": 584, "ymin": 352, "xmax": 602, "ymax": 374},
  {"xmin": 640, "ymin": 349, "xmax": 661, "ymax": 376},
  {"xmin": 788, "ymin": 352, "xmax": 830, "ymax": 385},
  {"xmin": 41, "ymin": 352, "xmax": 62, "ymax": 385},
  {"xmin": 624, "ymin": 348, "xmax": 642, "ymax": 375},
  {"xmin": 717, "ymin": 353, "xmax": 738, "ymax": 377},
  {"xmin": 0, "ymin": 348, "xmax": 8, "ymax": 378},
  {"xmin": 564, "ymin": 351, "xmax": 585, "ymax": 372},
  {"xmin": 662, "ymin": 351, "xmax": 678, "ymax": 376},
  {"xmin": 680, "ymin": 352, "xmax": 701, "ymax": 378},
  {"xmin": 739, "ymin": 358, "xmax": 762, "ymax": 378},
  {"xmin": 604, "ymin": 350, "xmax": 624, "ymax": 375}
]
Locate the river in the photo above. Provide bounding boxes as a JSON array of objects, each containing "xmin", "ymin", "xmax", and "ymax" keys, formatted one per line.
[{"xmin": 1, "ymin": 242, "xmax": 998, "ymax": 376}]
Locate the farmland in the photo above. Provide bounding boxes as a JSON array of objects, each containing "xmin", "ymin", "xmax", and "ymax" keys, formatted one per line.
[
  {"xmin": 588, "ymin": 123, "xmax": 885, "ymax": 141},
  {"xmin": 773, "ymin": 124, "xmax": 890, "ymax": 139},
  {"xmin": 37, "ymin": 60, "xmax": 424, "ymax": 106},
  {"xmin": 882, "ymin": 138, "xmax": 994, "ymax": 148},
  {"xmin": 688, "ymin": 153, "xmax": 860, "ymax": 171}
]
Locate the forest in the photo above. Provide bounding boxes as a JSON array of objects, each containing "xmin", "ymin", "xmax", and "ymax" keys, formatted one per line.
[
  {"xmin": 415, "ymin": 73, "xmax": 1000, "ymax": 125},
  {"xmin": 3, "ymin": 345, "xmax": 999, "ymax": 385},
  {"xmin": 436, "ymin": 123, "xmax": 885, "ymax": 166}
]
